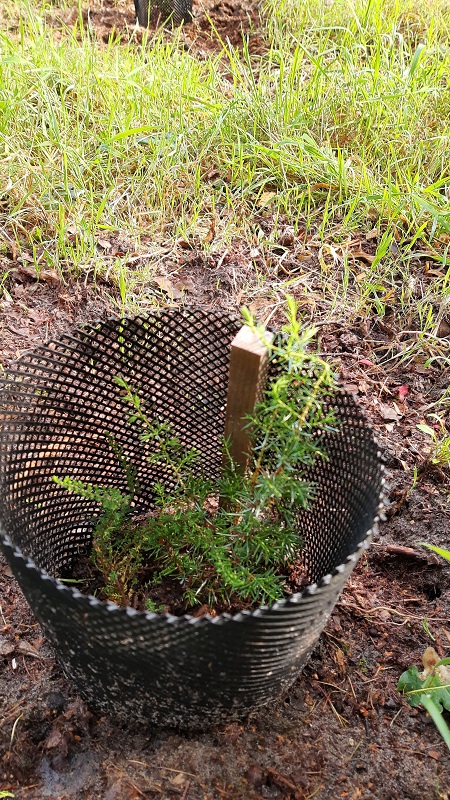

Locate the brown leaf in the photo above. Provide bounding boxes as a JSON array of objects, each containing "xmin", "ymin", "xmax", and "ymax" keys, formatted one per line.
[
  {"xmin": 397, "ymin": 384, "xmax": 409, "ymax": 401},
  {"xmin": 245, "ymin": 764, "xmax": 265, "ymax": 788},
  {"xmin": 173, "ymin": 277, "xmax": 195, "ymax": 293},
  {"xmin": 365, "ymin": 228, "xmax": 379, "ymax": 240},
  {"xmin": 203, "ymin": 216, "xmax": 216, "ymax": 244},
  {"xmin": 97, "ymin": 238, "xmax": 112, "ymax": 250},
  {"xmin": 257, "ymin": 191, "xmax": 276, "ymax": 207},
  {"xmin": 17, "ymin": 264, "xmax": 61, "ymax": 285},
  {"xmin": 26, "ymin": 308, "xmax": 47, "ymax": 324},
  {"xmin": 177, "ymin": 238, "xmax": 193, "ymax": 250},
  {"xmin": 17, "ymin": 639, "xmax": 42, "ymax": 657},
  {"xmin": 45, "ymin": 728, "xmax": 69, "ymax": 756},
  {"xmin": 334, "ymin": 647, "xmax": 346, "ymax": 676},
  {"xmin": 153, "ymin": 276, "xmax": 182, "ymax": 299},
  {"xmin": 0, "ymin": 638, "xmax": 15, "ymax": 657},
  {"xmin": 278, "ymin": 226, "xmax": 296, "ymax": 247},
  {"xmin": 168, "ymin": 772, "xmax": 187, "ymax": 788},
  {"xmin": 267, "ymin": 767, "xmax": 305, "ymax": 800},
  {"xmin": 351, "ymin": 248, "xmax": 376, "ymax": 264},
  {"xmin": 436, "ymin": 318, "xmax": 450, "ymax": 338},
  {"xmin": 379, "ymin": 403, "xmax": 399, "ymax": 422},
  {"xmin": 104, "ymin": 781, "xmax": 139, "ymax": 800},
  {"xmin": 39, "ymin": 269, "xmax": 61, "ymax": 285},
  {"xmin": 66, "ymin": 224, "xmax": 83, "ymax": 238},
  {"xmin": 7, "ymin": 324, "xmax": 30, "ymax": 337}
]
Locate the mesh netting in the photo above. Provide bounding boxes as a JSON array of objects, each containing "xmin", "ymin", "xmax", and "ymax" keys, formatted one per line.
[
  {"xmin": 134, "ymin": 0, "xmax": 192, "ymax": 27},
  {"xmin": 0, "ymin": 309, "xmax": 383, "ymax": 729}
]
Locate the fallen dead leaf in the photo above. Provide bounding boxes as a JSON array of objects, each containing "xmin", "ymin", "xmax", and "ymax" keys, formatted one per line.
[
  {"xmin": 153, "ymin": 276, "xmax": 182, "ymax": 299},
  {"xmin": 257, "ymin": 191, "xmax": 276, "ymax": 207},
  {"xmin": 97, "ymin": 238, "xmax": 112, "ymax": 250},
  {"xmin": 168, "ymin": 772, "xmax": 187, "ymax": 788},
  {"xmin": 177, "ymin": 238, "xmax": 193, "ymax": 250},
  {"xmin": 351, "ymin": 248, "xmax": 376, "ymax": 264},
  {"xmin": 7, "ymin": 324, "xmax": 30, "ymax": 337},
  {"xmin": 45, "ymin": 728, "xmax": 68, "ymax": 753},
  {"xmin": 397, "ymin": 384, "xmax": 409, "ymax": 402},
  {"xmin": 26, "ymin": 308, "xmax": 48, "ymax": 324},
  {"xmin": 379, "ymin": 403, "xmax": 399, "ymax": 422},
  {"xmin": 17, "ymin": 640, "xmax": 43, "ymax": 658},
  {"xmin": 66, "ymin": 224, "xmax": 83, "ymax": 239},
  {"xmin": 203, "ymin": 216, "xmax": 216, "ymax": 244},
  {"xmin": 0, "ymin": 638, "xmax": 15, "ymax": 657},
  {"xmin": 173, "ymin": 277, "xmax": 196, "ymax": 293},
  {"xmin": 17, "ymin": 264, "xmax": 61, "ymax": 285},
  {"xmin": 334, "ymin": 647, "xmax": 346, "ymax": 676}
]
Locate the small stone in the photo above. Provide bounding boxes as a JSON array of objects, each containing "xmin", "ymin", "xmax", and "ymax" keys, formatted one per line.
[{"xmin": 245, "ymin": 764, "xmax": 265, "ymax": 788}]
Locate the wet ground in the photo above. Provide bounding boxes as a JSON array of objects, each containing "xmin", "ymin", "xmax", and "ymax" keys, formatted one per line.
[
  {"xmin": 0, "ymin": 245, "xmax": 449, "ymax": 798},
  {"xmin": 0, "ymin": 2, "xmax": 450, "ymax": 794}
]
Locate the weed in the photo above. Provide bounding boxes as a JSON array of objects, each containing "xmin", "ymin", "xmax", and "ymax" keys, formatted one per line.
[
  {"xmin": 421, "ymin": 616, "xmax": 436, "ymax": 642},
  {"xmin": 417, "ymin": 416, "xmax": 450, "ymax": 469},
  {"xmin": 144, "ymin": 598, "xmax": 166, "ymax": 614},
  {"xmin": 399, "ymin": 546, "xmax": 450, "ymax": 750},
  {"xmin": 398, "ymin": 648, "xmax": 450, "ymax": 751},
  {"xmin": 419, "ymin": 543, "xmax": 450, "ymax": 562}
]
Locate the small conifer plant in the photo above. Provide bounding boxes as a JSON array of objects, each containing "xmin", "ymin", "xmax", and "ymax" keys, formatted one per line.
[{"xmin": 54, "ymin": 299, "xmax": 338, "ymax": 614}]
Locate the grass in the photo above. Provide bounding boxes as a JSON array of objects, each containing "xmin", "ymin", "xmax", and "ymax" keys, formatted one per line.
[{"xmin": 0, "ymin": 0, "xmax": 449, "ymax": 354}]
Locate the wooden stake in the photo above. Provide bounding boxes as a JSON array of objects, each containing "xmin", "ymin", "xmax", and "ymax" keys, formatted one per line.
[{"xmin": 223, "ymin": 325, "xmax": 274, "ymax": 473}]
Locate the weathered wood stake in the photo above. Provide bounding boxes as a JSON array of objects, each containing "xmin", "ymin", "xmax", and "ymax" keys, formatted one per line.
[{"xmin": 223, "ymin": 325, "xmax": 274, "ymax": 474}]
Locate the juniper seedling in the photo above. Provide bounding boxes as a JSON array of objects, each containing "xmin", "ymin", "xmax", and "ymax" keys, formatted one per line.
[{"xmin": 54, "ymin": 298, "xmax": 338, "ymax": 612}]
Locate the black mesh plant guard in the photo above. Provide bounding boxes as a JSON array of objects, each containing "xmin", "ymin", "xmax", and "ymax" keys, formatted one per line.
[
  {"xmin": 0, "ymin": 309, "xmax": 383, "ymax": 729},
  {"xmin": 133, "ymin": 0, "xmax": 192, "ymax": 27}
]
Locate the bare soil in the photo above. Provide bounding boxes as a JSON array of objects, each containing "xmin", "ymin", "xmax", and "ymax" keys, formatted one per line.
[
  {"xmin": 48, "ymin": 0, "xmax": 266, "ymax": 58},
  {"xmin": 1, "ymin": 3, "xmax": 450, "ymax": 796},
  {"xmin": 1, "ymin": 229, "xmax": 450, "ymax": 799}
]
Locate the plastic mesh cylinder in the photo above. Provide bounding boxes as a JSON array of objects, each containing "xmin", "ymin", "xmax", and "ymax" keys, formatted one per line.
[
  {"xmin": 133, "ymin": 0, "xmax": 192, "ymax": 27},
  {"xmin": 0, "ymin": 309, "xmax": 383, "ymax": 729}
]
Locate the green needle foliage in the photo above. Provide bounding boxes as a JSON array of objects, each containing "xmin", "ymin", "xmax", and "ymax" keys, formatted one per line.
[{"xmin": 54, "ymin": 299, "xmax": 337, "ymax": 612}]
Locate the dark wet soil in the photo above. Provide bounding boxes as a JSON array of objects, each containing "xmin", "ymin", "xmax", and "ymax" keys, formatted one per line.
[
  {"xmin": 1, "ymin": 3, "xmax": 450, "ymax": 793},
  {"xmin": 1, "ymin": 253, "xmax": 450, "ymax": 798}
]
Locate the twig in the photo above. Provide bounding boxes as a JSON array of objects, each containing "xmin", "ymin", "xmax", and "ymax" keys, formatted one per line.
[
  {"xmin": 347, "ymin": 675, "xmax": 357, "ymax": 701},
  {"xmin": 9, "ymin": 713, "xmax": 23, "ymax": 751},
  {"xmin": 339, "ymin": 601, "xmax": 448, "ymax": 624},
  {"xmin": 315, "ymin": 680, "xmax": 349, "ymax": 695},
  {"xmin": 382, "ymin": 544, "xmax": 430, "ymax": 561},
  {"xmin": 180, "ymin": 781, "xmax": 190, "ymax": 800},
  {"xmin": 127, "ymin": 761, "xmax": 196, "ymax": 778}
]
